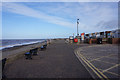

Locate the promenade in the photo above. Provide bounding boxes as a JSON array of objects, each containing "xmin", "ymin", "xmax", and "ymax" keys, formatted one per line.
[
  {"xmin": 4, "ymin": 40, "xmax": 92, "ymax": 79},
  {"xmin": 75, "ymin": 44, "xmax": 119, "ymax": 79}
]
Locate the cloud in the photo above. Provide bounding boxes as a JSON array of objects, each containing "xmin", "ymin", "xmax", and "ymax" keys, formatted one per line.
[
  {"xmin": 31, "ymin": 3, "xmax": 117, "ymax": 23},
  {"xmin": 2, "ymin": 0, "xmax": 120, "ymax": 2},
  {"xmin": 55, "ymin": 2, "xmax": 118, "ymax": 32},
  {"xmin": 2, "ymin": 2, "xmax": 118, "ymax": 33},
  {"xmin": 2, "ymin": 2, "xmax": 75, "ymax": 28},
  {"xmin": 95, "ymin": 20, "xmax": 118, "ymax": 30}
]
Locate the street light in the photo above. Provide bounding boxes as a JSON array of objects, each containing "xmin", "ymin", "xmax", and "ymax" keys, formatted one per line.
[{"xmin": 77, "ymin": 19, "xmax": 79, "ymax": 36}]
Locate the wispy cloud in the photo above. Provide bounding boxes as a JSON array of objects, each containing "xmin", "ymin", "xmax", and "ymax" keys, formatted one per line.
[
  {"xmin": 32, "ymin": 2, "xmax": 118, "ymax": 32},
  {"xmin": 2, "ymin": 0, "xmax": 120, "ymax": 2},
  {"xmin": 2, "ymin": 3, "xmax": 75, "ymax": 28},
  {"xmin": 2, "ymin": 2, "xmax": 118, "ymax": 33}
]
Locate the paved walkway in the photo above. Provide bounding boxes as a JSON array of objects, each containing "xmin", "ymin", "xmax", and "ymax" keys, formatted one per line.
[
  {"xmin": 75, "ymin": 44, "xmax": 119, "ymax": 79},
  {"xmin": 4, "ymin": 40, "xmax": 92, "ymax": 78}
]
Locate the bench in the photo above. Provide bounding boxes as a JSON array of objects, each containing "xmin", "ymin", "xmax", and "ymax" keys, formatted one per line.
[
  {"xmin": 40, "ymin": 46, "xmax": 44, "ymax": 50},
  {"xmin": 32, "ymin": 48, "xmax": 38, "ymax": 55},
  {"xmin": 25, "ymin": 52, "xmax": 32, "ymax": 60},
  {"xmin": 43, "ymin": 44, "xmax": 47, "ymax": 49},
  {"xmin": 40, "ymin": 44, "xmax": 47, "ymax": 50},
  {"xmin": 25, "ymin": 48, "xmax": 39, "ymax": 59}
]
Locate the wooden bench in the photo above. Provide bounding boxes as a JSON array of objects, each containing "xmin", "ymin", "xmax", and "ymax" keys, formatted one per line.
[
  {"xmin": 43, "ymin": 44, "xmax": 47, "ymax": 49},
  {"xmin": 32, "ymin": 48, "xmax": 38, "ymax": 55},
  {"xmin": 25, "ymin": 48, "xmax": 39, "ymax": 59},
  {"xmin": 25, "ymin": 51, "xmax": 32, "ymax": 60},
  {"xmin": 40, "ymin": 44, "xmax": 47, "ymax": 50}
]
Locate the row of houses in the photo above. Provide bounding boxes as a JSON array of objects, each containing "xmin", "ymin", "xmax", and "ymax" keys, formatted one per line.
[{"xmin": 69, "ymin": 29, "xmax": 120, "ymax": 44}]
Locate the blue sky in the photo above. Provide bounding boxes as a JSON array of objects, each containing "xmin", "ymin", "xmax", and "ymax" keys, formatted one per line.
[{"xmin": 2, "ymin": 2, "xmax": 118, "ymax": 39}]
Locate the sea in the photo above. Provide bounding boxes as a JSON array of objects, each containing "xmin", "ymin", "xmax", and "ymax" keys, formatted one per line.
[{"xmin": 0, "ymin": 39, "xmax": 46, "ymax": 50}]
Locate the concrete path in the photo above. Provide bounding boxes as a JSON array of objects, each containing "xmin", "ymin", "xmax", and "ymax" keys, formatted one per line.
[
  {"xmin": 4, "ymin": 40, "xmax": 93, "ymax": 78},
  {"xmin": 75, "ymin": 44, "xmax": 119, "ymax": 80}
]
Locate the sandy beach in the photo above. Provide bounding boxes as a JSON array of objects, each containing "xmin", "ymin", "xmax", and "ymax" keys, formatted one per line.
[{"xmin": 1, "ymin": 40, "xmax": 50, "ymax": 63}]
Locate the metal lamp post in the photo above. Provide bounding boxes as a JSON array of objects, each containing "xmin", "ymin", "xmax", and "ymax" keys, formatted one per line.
[
  {"xmin": 77, "ymin": 19, "xmax": 79, "ymax": 36},
  {"xmin": 76, "ymin": 19, "xmax": 80, "ymax": 44}
]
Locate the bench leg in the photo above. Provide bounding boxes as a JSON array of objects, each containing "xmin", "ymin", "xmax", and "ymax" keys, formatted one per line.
[{"xmin": 25, "ymin": 55, "xmax": 32, "ymax": 60}]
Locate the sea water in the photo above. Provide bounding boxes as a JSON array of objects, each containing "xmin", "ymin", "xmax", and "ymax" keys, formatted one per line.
[{"xmin": 0, "ymin": 39, "xmax": 45, "ymax": 50}]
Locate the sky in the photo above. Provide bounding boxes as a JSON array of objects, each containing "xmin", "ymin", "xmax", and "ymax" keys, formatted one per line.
[{"xmin": 1, "ymin": 2, "xmax": 118, "ymax": 39}]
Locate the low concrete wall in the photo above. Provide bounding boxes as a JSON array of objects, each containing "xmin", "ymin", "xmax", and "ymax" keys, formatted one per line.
[
  {"xmin": 112, "ymin": 38, "xmax": 120, "ymax": 44},
  {"xmin": 89, "ymin": 39, "xmax": 97, "ymax": 44}
]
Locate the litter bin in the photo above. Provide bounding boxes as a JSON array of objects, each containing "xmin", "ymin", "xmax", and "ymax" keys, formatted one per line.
[
  {"xmin": 97, "ymin": 38, "xmax": 102, "ymax": 44},
  {"xmin": 107, "ymin": 38, "xmax": 112, "ymax": 44},
  {"xmin": 74, "ymin": 38, "xmax": 78, "ymax": 43}
]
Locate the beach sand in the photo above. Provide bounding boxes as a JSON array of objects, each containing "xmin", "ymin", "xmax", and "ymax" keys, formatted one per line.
[{"xmin": 1, "ymin": 40, "xmax": 50, "ymax": 63}]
